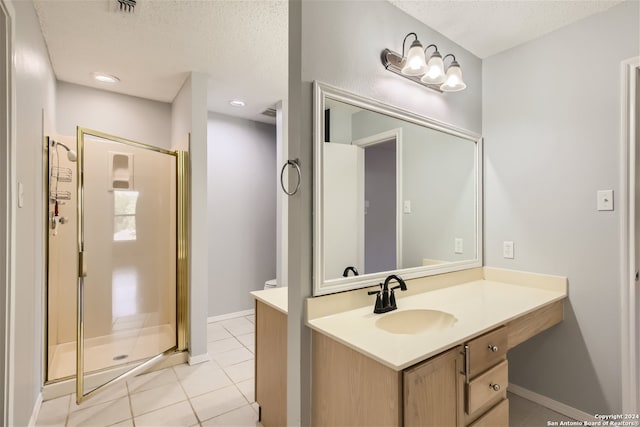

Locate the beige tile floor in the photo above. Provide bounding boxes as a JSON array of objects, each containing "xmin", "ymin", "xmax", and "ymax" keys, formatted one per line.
[
  {"xmin": 36, "ymin": 315, "xmax": 260, "ymax": 427},
  {"xmin": 37, "ymin": 313, "xmax": 575, "ymax": 427}
]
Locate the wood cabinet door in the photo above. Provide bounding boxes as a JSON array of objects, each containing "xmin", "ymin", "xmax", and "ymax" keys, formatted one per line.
[
  {"xmin": 403, "ymin": 346, "xmax": 464, "ymax": 427},
  {"xmin": 255, "ymin": 301, "xmax": 287, "ymax": 427}
]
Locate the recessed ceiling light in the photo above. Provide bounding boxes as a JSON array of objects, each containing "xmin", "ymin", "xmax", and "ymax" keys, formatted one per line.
[
  {"xmin": 91, "ymin": 72, "xmax": 120, "ymax": 83},
  {"xmin": 229, "ymin": 100, "xmax": 246, "ymax": 107}
]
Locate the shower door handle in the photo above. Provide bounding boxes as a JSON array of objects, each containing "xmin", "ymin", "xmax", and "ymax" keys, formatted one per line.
[{"xmin": 79, "ymin": 251, "xmax": 88, "ymax": 277}]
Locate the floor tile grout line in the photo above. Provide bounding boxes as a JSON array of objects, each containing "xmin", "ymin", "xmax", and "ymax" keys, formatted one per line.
[
  {"xmin": 176, "ymin": 370, "xmax": 204, "ymax": 427},
  {"xmin": 125, "ymin": 380, "xmax": 137, "ymax": 427}
]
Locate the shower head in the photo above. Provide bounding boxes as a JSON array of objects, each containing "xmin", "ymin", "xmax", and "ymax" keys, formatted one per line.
[{"xmin": 52, "ymin": 140, "xmax": 78, "ymax": 162}]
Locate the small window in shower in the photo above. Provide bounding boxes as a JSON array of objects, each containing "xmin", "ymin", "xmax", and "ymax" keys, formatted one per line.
[{"xmin": 114, "ymin": 190, "xmax": 139, "ymax": 241}]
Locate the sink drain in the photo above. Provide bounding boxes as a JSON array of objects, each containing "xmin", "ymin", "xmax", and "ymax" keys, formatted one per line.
[{"xmin": 113, "ymin": 354, "xmax": 128, "ymax": 361}]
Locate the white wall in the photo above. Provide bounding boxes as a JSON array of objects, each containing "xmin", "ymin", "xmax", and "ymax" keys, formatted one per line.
[
  {"xmin": 483, "ymin": 0, "xmax": 640, "ymax": 413},
  {"xmin": 207, "ymin": 112, "xmax": 276, "ymax": 316},
  {"xmin": 8, "ymin": 0, "xmax": 56, "ymax": 424},
  {"xmin": 287, "ymin": 1, "xmax": 484, "ymax": 423},
  {"xmin": 56, "ymin": 82, "xmax": 172, "ymax": 149}
]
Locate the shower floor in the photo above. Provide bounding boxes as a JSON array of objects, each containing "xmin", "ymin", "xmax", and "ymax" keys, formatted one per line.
[{"xmin": 48, "ymin": 315, "xmax": 176, "ymax": 381}]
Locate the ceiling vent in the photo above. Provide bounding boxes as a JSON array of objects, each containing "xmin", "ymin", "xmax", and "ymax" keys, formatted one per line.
[
  {"xmin": 117, "ymin": 0, "xmax": 136, "ymax": 12},
  {"xmin": 261, "ymin": 108, "xmax": 277, "ymax": 118}
]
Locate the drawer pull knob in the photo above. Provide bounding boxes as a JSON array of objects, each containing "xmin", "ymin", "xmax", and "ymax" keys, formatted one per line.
[
  {"xmin": 489, "ymin": 383, "xmax": 501, "ymax": 391},
  {"xmin": 488, "ymin": 345, "xmax": 499, "ymax": 352}
]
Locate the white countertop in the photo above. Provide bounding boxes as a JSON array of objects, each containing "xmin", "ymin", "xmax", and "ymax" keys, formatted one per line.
[
  {"xmin": 306, "ymin": 279, "xmax": 566, "ymax": 371},
  {"xmin": 250, "ymin": 287, "xmax": 288, "ymax": 314}
]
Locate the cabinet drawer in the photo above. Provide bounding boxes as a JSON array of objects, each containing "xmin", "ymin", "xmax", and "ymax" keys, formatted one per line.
[
  {"xmin": 466, "ymin": 326, "xmax": 507, "ymax": 378},
  {"xmin": 467, "ymin": 360, "xmax": 508, "ymax": 415},
  {"xmin": 468, "ymin": 399, "xmax": 509, "ymax": 427}
]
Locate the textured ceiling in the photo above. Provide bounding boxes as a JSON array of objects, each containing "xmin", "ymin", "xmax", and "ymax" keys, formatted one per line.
[
  {"xmin": 33, "ymin": 0, "xmax": 287, "ymax": 124},
  {"xmin": 33, "ymin": 0, "xmax": 622, "ymax": 125},
  {"xmin": 389, "ymin": 0, "xmax": 624, "ymax": 59}
]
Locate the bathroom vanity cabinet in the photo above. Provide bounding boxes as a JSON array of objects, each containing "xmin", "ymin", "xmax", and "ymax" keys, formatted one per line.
[
  {"xmin": 253, "ymin": 268, "xmax": 567, "ymax": 427},
  {"xmin": 311, "ymin": 300, "xmax": 563, "ymax": 427}
]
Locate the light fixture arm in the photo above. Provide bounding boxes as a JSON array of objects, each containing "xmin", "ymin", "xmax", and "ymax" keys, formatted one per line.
[
  {"xmin": 423, "ymin": 44, "xmax": 439, "ymax": 55},
  {"xmin": 401, "ymin": 32, "xmax": 419, "ymax": 57},
  {"xmin": 442, "ymin": 53, "xmax": 457, "ymax": 66}
]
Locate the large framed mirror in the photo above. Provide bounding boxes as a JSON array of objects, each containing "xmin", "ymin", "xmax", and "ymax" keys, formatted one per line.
[{"xmin": 313, "ymin": 81, "xmax": 482, "ymax": 296}]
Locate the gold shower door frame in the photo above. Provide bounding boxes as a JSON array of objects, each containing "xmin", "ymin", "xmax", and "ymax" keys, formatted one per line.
[{"xmin": 75, "ymin": 127, "xmax": 189, "ymax": 404}]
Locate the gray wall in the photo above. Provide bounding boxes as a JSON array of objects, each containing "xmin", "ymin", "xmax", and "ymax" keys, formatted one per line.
[
  {"xmin": 352, "ymin": 110, "xmax": 476, "ymax": 266},
  {"xmin": 56, "ymin": 82, "xmax": 172, "ymax": 149},
  {"xmin": 365, "ymin": 141, "xmax": 397, "ymax": 273},
  {"xmin": 483, "ymin": 0, "xmax": 640, "ymax": 413},
  {"xmin": 9, "ymin": 0, "xmax": 57, "ymax": 424},
  {"xmin": 171, "ymin": 72, "xmax": 209, "ymax": 361},
  {"xmin": 302, "ymin": 1, "xmax": 482, "ymax": 135},
  {"xmin": 0, "ymin": 3, "xmax": 8, "ymax": 422},
  {"xmin": 207, "ymin": 112, "xmax": 276, "ymax": 317},
  {"xmin": 289, "ymin": 0, "xmax": 483, "ymax": 422}
]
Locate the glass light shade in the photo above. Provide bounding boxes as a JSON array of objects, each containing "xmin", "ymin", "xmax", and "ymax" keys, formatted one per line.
[
  {"xmin": 440, "ymin": 62, "xmax": 466, "ymax": 92},
  {"xmin": 401, "ymin": 41, "xmax": 428, "ymax": 76},
  {"xmin": 420, "ymin": 52, "xmax": 445, "ymax": 85}
]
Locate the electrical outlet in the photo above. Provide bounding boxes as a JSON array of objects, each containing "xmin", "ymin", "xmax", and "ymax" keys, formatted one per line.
[
  {"xmin": 503, "ymin": 241, "xmax": 514, "ymax": 259},
  {"xmin": 454, "ymin": 238, "xmax": 463, "ymax": 254},
  {"xmin": 403, "ymin": 200, "xmax": 411, "ymax": 214}
]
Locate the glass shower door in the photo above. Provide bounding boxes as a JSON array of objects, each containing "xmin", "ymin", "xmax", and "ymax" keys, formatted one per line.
[{"xmin": 76, "ymin": 128, "xmax": 180, "ymax": 403}]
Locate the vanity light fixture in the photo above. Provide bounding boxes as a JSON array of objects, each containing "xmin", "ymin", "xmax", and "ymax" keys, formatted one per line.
[
  {"xmin": 400, "ymin": 33, "xmax": 428, "ymax": 76},
  {"xmin": 91, "ymin": 72, "xmax": 120, "ymax": 84},
  {"xmin": 382, "ymin": 33, "xmax": 467, "ymax": 93},
  {"xmin": 440, "ymin": 54, "xmax": 466, "ymax": 92}
]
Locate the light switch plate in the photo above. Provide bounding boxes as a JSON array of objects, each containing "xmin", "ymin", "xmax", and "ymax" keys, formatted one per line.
[
  {"xmin": 503, "ymin": 241, "xmax": 514, "ymax": 259},
  {"xmin": 454, "ymin": 238, "xmax": 463, "ymax": 254},
  {"xmin": 403, "ymin": 200, "xmax": 411, "ymax": 214},
  {"xmin": 597, "ymin": 190, "xmax": 614, "ymax": 211}
]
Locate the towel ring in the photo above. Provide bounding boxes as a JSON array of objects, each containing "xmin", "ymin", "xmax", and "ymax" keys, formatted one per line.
[{"xmin": 280, "ymin": 159, "xmax": 301, "ymax": 196}]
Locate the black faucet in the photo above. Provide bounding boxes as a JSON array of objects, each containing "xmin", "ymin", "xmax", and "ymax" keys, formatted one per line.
[
  {"xmin": 342, "ymin": 266, "xmax": 359, "ymax": 277},
  {"xmin": 367, "ymin": 274, "xmax": 408, "ymax": 314}
]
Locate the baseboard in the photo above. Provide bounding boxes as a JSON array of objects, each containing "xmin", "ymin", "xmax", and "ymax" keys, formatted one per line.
[
  {"xmin": 28, "ymin": 392, "xmax": 43, "ymax": 427},
  {"xmin": 188, "ymin": 352, "xmax": 211, "ymax": 366},
  {"xmin": 509, "ymin": 383, "xmax": 596, "ymax": 421},
  {"xmin": 207, "ymin": 308, "xmax": 254, "ymax": 324}
]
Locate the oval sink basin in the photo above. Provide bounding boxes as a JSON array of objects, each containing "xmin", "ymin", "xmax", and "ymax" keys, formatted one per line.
[{"xmin": 375, "ymin": 309, "xmax": 457, "ymax": 334}]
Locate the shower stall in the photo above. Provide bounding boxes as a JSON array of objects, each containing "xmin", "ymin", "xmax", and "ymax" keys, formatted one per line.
[{"xmin": 45, "ymin": 128, "xmax": 188, "ymax": 403}]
